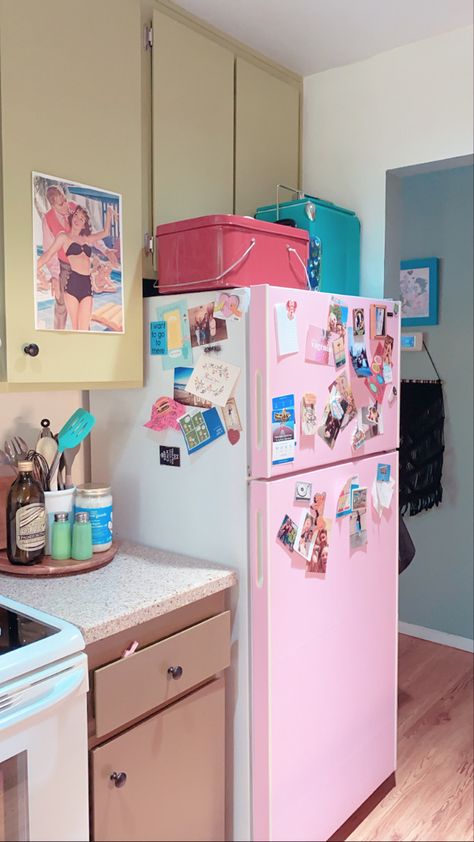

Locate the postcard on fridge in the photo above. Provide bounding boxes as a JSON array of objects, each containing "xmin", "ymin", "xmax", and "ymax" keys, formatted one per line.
[
  {"xmin": 272, "ymin": 394, "xmax": 296, "ymax": 465},
  {"xmin": 185, "ymin": 356, "xmax": 241, "ymax": 408}
]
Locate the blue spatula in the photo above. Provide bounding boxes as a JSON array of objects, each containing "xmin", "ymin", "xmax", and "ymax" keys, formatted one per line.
[{"xmin": 49, "ymin": 409, "xmax": 96, "ymax": 490}]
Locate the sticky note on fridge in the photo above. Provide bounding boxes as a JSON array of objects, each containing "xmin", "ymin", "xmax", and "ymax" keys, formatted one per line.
[
  {"xmin": 275, "ymin": 303, "xmax": 299, "ymax": 356},
  {"xmin": 150, "ymin": 321, "xmax": 168, "ymax": 355}
]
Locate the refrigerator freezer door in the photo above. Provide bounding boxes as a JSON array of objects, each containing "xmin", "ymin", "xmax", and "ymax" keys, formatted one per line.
[
  {"xmin": 249, "ymin": 285, "xmax": 400, "ymax": 478},
  {"xmin": 250, "ymin": 451, "xmax": 398, "ymax": 841}
]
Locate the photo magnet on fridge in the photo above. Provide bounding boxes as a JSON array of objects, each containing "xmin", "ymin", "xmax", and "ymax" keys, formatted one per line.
[
  {"xmin": 348, "ymin": 327, "xmax": 372, "ymax": 378},
  {"xmin": 294, "ymin": 510, "xmax": 318, "ymax": 561},
  {"xmin": 349, "ymin": 508, "xmax": 368, "ymax": 550},
  {"xmin": 332, "ymin": 336, "xmax": 346, "ymax": 369},
  {"xmin": 351, "ymin": 487, "xmax": 368, "ymax": 511},
  {"xmin": 306, "ymin": 516, "xmax": 332, "ymax": 574},
  {"xmin": 310, "ymin": 491, "xmax": 326, "ymax": 521},
  {"xmin": 353, "ymin": 307, "xmax": 365, "ymax": 337},
  {"xmin": 377, "ymin": 463, "xmax": 391, "ymax": 482},
  {"xmin": 336, "ymin": 476, "xmax": 359, "ymax": 518},
  {"xmin": 276, "ymin": 514, "xmax": 298, "ymax": 553},
  {"xmin": 370, "ymin": 303, "xmax": 387, "ymax": 339},
  {"xmin": 188, "ymin": 300, "xmax": 228, "ymax": 348},
  {"xmin": 301, "ymin": 392, "xmax": 317, "ymax": 437}
]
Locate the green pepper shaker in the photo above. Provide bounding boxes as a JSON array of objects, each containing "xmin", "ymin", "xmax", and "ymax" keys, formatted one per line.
[
  {"xmin": 71, "ymin": 511, "xmax": 93, "ymax": 561},
  {"xmin": 51, "ymin": 512, "xmax": 71, "ymax": 560}
]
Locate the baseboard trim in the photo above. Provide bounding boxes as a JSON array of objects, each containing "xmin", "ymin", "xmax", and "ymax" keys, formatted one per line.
[{"xmin": 399, "ymin": 621, "xmax": 474, "ymax": 653}]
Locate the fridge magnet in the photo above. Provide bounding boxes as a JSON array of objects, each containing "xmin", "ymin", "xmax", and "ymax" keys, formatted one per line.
[
  {"xmin": 213, "ymin": 288, "xmax": 250, "ymax": 321},
  {"xmin": 188, "ymin": 301, "xmax": 228, "ymax": 348},
  {"xmin": 185, "ymin": 356, "xmax": 241, "ymax": 408},
  {"xmin": 33, "ymin": 172, "xmax": 123, "ymax": 333},
  {"xmin": 336, "ymin": 476, "xmax": 359, "ymax": 518},
  {"xmin": 349, "ymin": 508, "xmax": 368, "ymax": 549},
  {"xmin": 150, "ymin": 321, "xmax": 168, "ymax": 355},
  {"xmin": 305, "ymin": 325, "xmax": 330, "ymax": 365},
  {"xmin": 301, "ymin": 392, "xmax": 318, "ymax": 436},
  {"xmin": 159, "ymin": 446, "xmax": 181, "ymax": 467},
  {"xmin": 382, "ymin": 335, "xmax": 394, "ymax": 383},
  {"xmin": 332, "ymin": 336, "xmax": 346, "ymax": 369},
  {"xmin": 353, "ymin": 307, "xmax": 365, "ymax": 337},
  {"xmin": 295, "ymin": 481, "xmax": 313, "ymax": 502},
  {"xmin": 178, "ymin": 407, "xmax": 225, "ymax": 455},
  {"xmin": 318, "ymin": 403, "xmax": 342, "ymax": 449},
  {"xmin": 157, "ymin": 299, "xmax": 192, "ymax": 370},
  {"xmin": 274, "ymin": 302, "xmax": 299, "ymax": 356},
  {"xmin": 329, "ymin": 386, "xmax": 345, "ymax": 421},
  {"xmin": 306, "ymin": 517, "xmax": 332, "ymax": 574},
  {"xmin": 272, "ymin": 394, "xmax": 296, "ymax": 465},
  {"xmin": 358, "ymin": 404, "xmax": 384, "ymax": 439},
  {"xmin": 144, "ymin": 397, "xmax": 186, "ymax": 433},
  {"xmin": 351, "ymin": 424, "xmax": 366, "ymax": 451},
  {"xmin": 351, "ymin": 486, "xmax": 368, "ymax": 511},
  {"xmin": 388, "ymin": 385, "xmax": 398, "ymax": 404},
  {"xmin": 276, "ymin": 514, "xmax": 298, "ymax": 553},
  {"xmin": 173, "ymin": 367, "xmax": 212, "ymax": 409},
  {"xmin": 372, "ymin": 475, "xmax": 396, "ymax": 516},
  {"xmin": 377, "ymin": 463, "xmax": 391, "ymax": 482},
  {"xmin": 364, "ymin": 354, "xmax": 386, "ymax": 401},
  {"xmin": 400, "ymin": 258, "xmax": 438, "ymax": 325},
  {"xmin": 327, "ymin": 298, "xmax": 348, "ymax": 337},
  {"xmin": 348, "ymin": 328, "xmax": 371, "ymax": 378},
  {"xmin": 328, "ymin": 371, "xmax": 357, "ymax": 430},
  {"xmin": 294, "ymin": 511, "xmax": 317, "ymax": 561},
  {"xmin": 222, "ymin": 397, "xmax": 242, "ymax": 446},
  {"xmin": 370, "ymin": 304, "xmax": 387, "ymax": 339},
  {"xmin": 310, "ymin": 491, "xmax": 326, "ymax": 521}
]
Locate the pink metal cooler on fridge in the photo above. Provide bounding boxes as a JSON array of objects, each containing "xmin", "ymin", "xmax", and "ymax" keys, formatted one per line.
[{"xmin": 156, "ymin": 214, "xmax": 309, "ymax": 293}]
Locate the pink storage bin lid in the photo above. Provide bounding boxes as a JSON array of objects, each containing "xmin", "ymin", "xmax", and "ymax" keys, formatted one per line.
[{"xmin": 156, "ymin": 213, "xmax": 309, "ymax": 241}]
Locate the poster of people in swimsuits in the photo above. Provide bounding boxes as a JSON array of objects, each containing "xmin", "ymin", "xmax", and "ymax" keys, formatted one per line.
[{"xmin": 32, "ymin": 172, "xmax": 124, "ymax": 333}]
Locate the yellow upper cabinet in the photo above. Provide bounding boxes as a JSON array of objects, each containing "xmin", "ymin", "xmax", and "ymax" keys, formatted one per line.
[
  {"xmin": 0, "ymin": 0, "xmax": 143, "ymax": 389},
  {"xmin": 235, "ymin": 58, "xmax": 300, "ymax": 217},
  {"xmin": 152, "ymin": 9, "xmax": 234, "ymax": 227}
]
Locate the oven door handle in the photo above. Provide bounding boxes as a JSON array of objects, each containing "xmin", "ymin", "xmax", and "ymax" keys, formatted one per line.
[{"xmin": 0, "ymin": 666, "xmax": 85, "ymax": 732}]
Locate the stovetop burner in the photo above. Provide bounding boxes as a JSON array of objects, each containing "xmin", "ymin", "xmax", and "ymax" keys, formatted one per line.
[{"xmin": 0, "ymin": 605, "xmax": 59, "ymax": 655}]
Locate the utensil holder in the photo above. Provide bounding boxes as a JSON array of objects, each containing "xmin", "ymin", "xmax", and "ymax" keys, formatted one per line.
[{"xmin": 44, "ymin": 487, "xmax": 75, "ymax": 554}]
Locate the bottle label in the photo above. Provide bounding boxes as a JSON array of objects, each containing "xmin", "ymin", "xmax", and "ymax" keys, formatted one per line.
[
  {"xmin": 75, "ymin": 505, "xmax": 113, "ymax": 546},
  {"xmin": 16, "ymin": 504, "xmax": 46, "ymax": 551}
]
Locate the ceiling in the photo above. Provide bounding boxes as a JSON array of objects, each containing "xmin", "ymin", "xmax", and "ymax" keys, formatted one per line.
[{"xmin": 174, "ymin": 0, "xmax": 474, "ymax": 76}]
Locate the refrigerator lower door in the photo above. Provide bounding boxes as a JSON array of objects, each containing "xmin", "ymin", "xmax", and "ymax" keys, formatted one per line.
[
  {"xmin": 249, "ymin": 285, "xmax": 400, "ymax": 479},
  {"xmin": 250, "ymin": 451, "xmax": 398, "ymax": 841}
]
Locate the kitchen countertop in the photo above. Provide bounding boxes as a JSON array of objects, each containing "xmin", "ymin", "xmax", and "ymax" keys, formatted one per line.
[{"xmin": 0, "ymin": 542, "xmax": 236, "ymax": 645}]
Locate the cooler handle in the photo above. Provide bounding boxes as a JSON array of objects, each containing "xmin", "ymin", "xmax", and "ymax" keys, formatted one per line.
[
  {"xmin": 276, "ymin": 183, "xmax": 305, "ymax": 220},
  {"xmin": 287, "ymin": 246, "xmax": 311, "ymax": 290},
  {"xmin": 157, "ymin": 238, "xmax": 256, "ymax": 290}
]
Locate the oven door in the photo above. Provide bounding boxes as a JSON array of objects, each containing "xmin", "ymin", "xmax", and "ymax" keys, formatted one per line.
[{"xmin": 0, "ymin": 654, "xmax": 88, "ymax": 842}]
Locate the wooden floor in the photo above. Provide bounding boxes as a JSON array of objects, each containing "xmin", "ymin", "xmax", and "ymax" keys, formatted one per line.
[{"xmin": 348, "ymin": 634, "xmax": 474, "ymax": 842}]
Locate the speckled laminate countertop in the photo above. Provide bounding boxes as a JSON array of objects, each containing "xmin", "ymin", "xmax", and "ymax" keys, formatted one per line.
[{"xmin": 0, "ymin": 542, "xmax": 236, "ymax": 645}]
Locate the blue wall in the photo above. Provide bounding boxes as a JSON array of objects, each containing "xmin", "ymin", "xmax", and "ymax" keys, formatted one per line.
[{"xmin": 386, "ymin": 164, "xmax": 474, "ymax": 640}]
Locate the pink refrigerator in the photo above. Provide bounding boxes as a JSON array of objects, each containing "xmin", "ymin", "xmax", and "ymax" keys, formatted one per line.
[{"xmin": 90, "ymin": 284, "xmax": 400, "ymax": 841}]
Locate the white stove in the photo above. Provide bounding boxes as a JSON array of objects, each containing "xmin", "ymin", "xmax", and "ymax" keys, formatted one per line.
[{"xmin": 0, "ymin": 596, "xmax": 89, "ymax": 842}]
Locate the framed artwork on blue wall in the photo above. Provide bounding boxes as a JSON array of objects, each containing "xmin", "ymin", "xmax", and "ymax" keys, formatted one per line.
[{"xmin": 400, "ymin": 257, "xmax": 439, "ymax": 326}]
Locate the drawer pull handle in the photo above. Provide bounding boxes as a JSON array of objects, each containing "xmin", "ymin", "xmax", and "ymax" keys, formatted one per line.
[
  {"xmin": 23, "ymin": 343, "xmax": 40, "ymax": 357},
  {"xmin": 110, "ymin": 771, "xmax": 127, "ymax": 788},
  {"xmin": 167, "ymin": 665, "xmax": 183, "ymax": 680}
]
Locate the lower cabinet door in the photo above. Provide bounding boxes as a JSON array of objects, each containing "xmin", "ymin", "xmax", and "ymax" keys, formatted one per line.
[{"xmin": 91, "ymin": 678, "xmax": 225, "ymax": 842}]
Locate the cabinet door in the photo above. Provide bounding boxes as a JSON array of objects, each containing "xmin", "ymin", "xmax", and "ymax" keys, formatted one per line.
[
  {"xmin": 92, "ymin": 678, "xmax": 225, "ymax": 842},
  {"xmin": 235, "ymin": 57, "xmax": 300, "ymax": 217},
  {"xmin": 152, "ymin": 10, "xmax": 234, "ymax": 231},
  {"xmin": 0, "ymin": 0, "xmax": 143, "ymax": 387}
]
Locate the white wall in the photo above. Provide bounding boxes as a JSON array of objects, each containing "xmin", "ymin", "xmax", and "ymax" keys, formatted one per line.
[{"xmin": 302, "ymin": 26, "xmax": 474, "ymax": 296}]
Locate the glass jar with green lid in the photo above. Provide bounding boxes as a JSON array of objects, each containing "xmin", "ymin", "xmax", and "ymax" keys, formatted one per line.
[{"xmin": 74, "ymin": 484, "xmax": 113, "ymax": 552}]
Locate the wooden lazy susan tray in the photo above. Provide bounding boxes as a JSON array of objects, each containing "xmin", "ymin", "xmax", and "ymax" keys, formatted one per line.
[{"xmin": 0, "ymin": 543, "xmax": 118, "ymax": 577}]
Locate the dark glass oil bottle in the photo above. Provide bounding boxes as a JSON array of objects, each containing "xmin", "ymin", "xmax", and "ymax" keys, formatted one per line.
[{"xmin": 6, "ymin": 461, "xmax": 46, "ymax": 565}]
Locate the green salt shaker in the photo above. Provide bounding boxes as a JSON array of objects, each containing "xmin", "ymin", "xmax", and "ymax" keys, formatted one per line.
[
  {"xmin": 71, "ymin": 511, "xmax": 93, "ymax": 561},
  {"xmin": 51, "ymin": 512, "xmax": 71, "ymax": 560}
]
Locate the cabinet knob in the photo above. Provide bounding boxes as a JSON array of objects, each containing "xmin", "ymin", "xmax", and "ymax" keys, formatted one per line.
[
  {"xmin": 23, "ymin": 343, "xmax": 40, "ymax": 357},
  {"xmin": 110, "ymin": 771, "xmax": 127, "ymax": 788},
  {"xmin": 167, "ymin": 665, "xmax": 183, "ymax": 680}
]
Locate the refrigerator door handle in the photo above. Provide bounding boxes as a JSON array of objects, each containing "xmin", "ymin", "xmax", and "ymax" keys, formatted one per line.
[
  {"xmin": 256, "ymin": 510, "xmax": 264, "ymax": 588},
  {"xmin": 255, "ymin": 370, "xmax": 263, "ymax": 451}
]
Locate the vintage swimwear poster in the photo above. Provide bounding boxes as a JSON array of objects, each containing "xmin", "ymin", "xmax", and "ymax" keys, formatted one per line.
[{"xmin": 32, "ymin": 172, "xmax": 124, "ymax": 333}]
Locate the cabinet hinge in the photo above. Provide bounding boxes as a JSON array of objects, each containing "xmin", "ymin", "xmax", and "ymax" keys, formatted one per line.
[
  {"xmin": 143, "ymin": 24, "xmax": 153, "ymax": 50},
  {"xmin": 144, "ymin": 233, "xmax": 154, "ymax": 256}
]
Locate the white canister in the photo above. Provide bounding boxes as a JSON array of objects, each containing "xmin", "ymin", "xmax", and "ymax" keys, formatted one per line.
[
  {"xmin": 44, "ymin": 487, "xmax": 76, "ymax": 555},
  {"xmin": 75, "ymin": 484, "xmax": 113, "ymax": 552}
]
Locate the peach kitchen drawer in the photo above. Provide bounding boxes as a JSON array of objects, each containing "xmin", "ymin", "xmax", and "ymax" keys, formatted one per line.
[{"xmin": 93, "ymin": 611, "xmax": 230, "ymax": 737}]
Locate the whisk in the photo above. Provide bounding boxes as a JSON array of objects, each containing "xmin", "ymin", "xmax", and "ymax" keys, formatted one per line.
[{"xmin": 26, "ymin": 449, "xmax": 51, "ymax": 491}]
